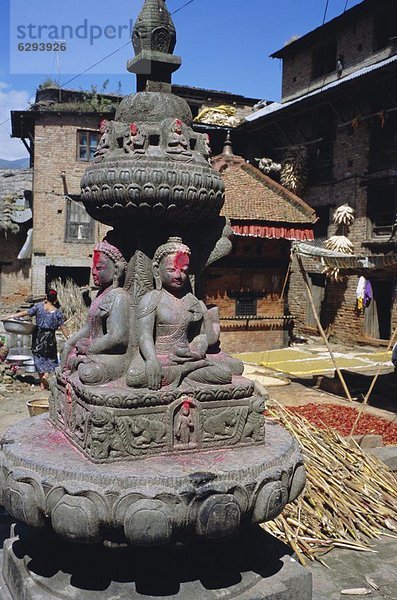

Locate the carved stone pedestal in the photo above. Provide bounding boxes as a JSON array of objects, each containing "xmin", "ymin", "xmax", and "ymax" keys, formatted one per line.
[
  {"xmin": 52, "ymin": 372, "xmax": 263, "ymax": 461},
  {"xmin": 0, "ymin": 415, "xmax": 305, "ymax": 547},
  {"xmin": 1, "ymin": 523, "xmax": 312, "ymax": 600}
]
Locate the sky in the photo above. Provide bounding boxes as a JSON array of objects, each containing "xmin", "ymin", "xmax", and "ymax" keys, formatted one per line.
[{"xmin": 0, "ymin": 0, "xmax": 362, "ymax": 160}]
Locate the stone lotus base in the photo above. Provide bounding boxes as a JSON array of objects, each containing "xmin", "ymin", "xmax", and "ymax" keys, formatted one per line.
[
  {"xmin": 0, "ymin": 416, "xmax": 305, "ymax": 547},
  {"xmin": 1, "ymin": 524, "xmax": 312, "ymax": 600}
]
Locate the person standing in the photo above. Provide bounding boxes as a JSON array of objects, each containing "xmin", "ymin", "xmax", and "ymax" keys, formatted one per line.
[{"xmin": 7, "ymin": 289, "xmax": 68, "ymax": 389}]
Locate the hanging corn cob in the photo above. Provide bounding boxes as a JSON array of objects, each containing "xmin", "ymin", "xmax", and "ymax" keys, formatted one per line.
[{"xmin": 280, "ymin": 146, "xmax": 308, "ymax": 195}]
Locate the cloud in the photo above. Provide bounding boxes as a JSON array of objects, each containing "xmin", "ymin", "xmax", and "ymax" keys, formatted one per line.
[{"xmin": 0, "ymin": 84, "xmax": 33, "ymax": 160}]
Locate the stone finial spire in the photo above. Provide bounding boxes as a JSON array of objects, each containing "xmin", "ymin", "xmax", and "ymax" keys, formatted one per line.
[
  {"xmin": 128, "ymin": 0, "xmax": 182, "ymax": 92},
  {"xmin": 132, "ymin": 0, "xmax": 176, "ymax": 55},
  {"xmin": 222, "ymin": 130, "xmax": 234, "ymax": 157}
]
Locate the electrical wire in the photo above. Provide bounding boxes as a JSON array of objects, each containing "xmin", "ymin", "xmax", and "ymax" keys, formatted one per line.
[
  {"xmin": 1, "ymin": 0, "xmax": 196, "ymax": 146},
  {"xmin": 60, "ymin": 41, "xmax": 131, "ymax": 89},
  {"xmin": 172, "ymin": 0, "xmax": 194, "ymax": 15},
  {"xmin": 322, "ymin": 0, "xmax": 330, "ymax": 24},
  {"xmin": 60, "ymin": 0, "xmax": 196, "ymax": 90},
  {"xmin": 343, "ymin": 0, "xmax": 350, "ymax": 12}
]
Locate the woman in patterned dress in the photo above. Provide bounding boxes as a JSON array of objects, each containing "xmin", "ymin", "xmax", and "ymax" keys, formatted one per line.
[{"xmin": 7, "ymin": 289, "xmax": 68, "ymax": 389}]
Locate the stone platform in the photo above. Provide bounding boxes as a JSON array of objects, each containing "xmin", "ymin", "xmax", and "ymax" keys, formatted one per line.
[
  {"xmin": 0, "ymin": 415, "xmax": 305, "ymax": 547},
  {"xmin": 1, "ymin": 524, "xmax": 312, "ymax": 599}
]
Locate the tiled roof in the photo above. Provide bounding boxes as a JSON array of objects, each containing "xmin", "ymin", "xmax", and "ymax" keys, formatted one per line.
[
  {"xmin": 294, "ymin": 242, "xmax": 397, "ymax": 275},
  {"xmin": 219, "ymin": 162, "xmax": 316, "ymax": 224},
  {"xmin": 246, "ymin": 54, "xmax": 397, "ymax": 123}
]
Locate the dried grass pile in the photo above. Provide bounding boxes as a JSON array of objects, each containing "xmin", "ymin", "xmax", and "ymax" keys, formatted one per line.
[
  {"xmin": 50, "ymin": 278, "xmax": 88, "ymax": 334},
  {"xmin": 262, "ymin": 402, "xmax": 397, "ymax": 566}
]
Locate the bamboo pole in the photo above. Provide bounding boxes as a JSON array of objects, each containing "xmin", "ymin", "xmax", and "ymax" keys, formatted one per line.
[
  {"xmin": 296, "ymin": 254, "xmax": 355, "ymax": 402},
  {"xmin": 350, "ymin": 321, "xmax": 397, "ymax": 435},
  {"xmin": 281, "ymin": 260, "xmax": 292, "ymax": 300}
]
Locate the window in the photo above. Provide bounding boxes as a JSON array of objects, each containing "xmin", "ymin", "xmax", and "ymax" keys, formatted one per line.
[
  {"xmin": 374, "ymin": 9, "xmax": 397, "ymax": 51},
  {"xmin": 65, "ymin": 198, "xmax": 95, "ymax": 243},
  {"xmin": 313, "ymin": 205, "xmax": 331, "ymax": 240},
  {"xmin": 369, "ymin": 112, "xmax": 397, "ymax": 172},
  {"xmin": 311, "ymin": 41, "xmax": 337, "ymax": 80},
  {"xmin": 235, "ymin": 297, "xmax": 257, "ymax": 317},
  {"xmin": 77, "ymin": 130, "xmax": 100, "ymax": 161},
  {"xmin": 367, "ymin": 187, "xmax": 396, "ymax": 238},
  {"xmin": 308, "ymin": 110, "xmax": 334, "ymax": 184}
]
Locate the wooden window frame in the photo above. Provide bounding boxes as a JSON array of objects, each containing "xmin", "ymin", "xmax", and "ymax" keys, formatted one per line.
[
  {"xmin": 77, "ymin": 129, "xmax": 100, "ymax": 162},
  {"xmin": 65, "ymin": 197, "xmax": 95, "ymax": 243},
  {"xmin": 235, "ymin": 297, "xmax": 257, "ymax": 318}
]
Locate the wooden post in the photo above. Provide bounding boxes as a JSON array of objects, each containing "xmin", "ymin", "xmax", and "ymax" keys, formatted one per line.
[
  {"xmin": 296, "ymin": 254, "xmax": 355, "ymax": 403},
  {"xmin": 350, "ymin": 321, "xmax": 397, "ymax": 435}
]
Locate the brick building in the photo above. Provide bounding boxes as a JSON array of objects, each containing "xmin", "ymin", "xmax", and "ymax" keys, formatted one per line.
[
  {"xmin": 241, "ymin": 0, "xmax": 397, "ymax": 345},
  {"xmin": 204, "ymin": 136, "xmax": 316, "ymax": 353},
  {"xmin": 10, "ymin": 85, "xmax": 260, "ymax": 298}
]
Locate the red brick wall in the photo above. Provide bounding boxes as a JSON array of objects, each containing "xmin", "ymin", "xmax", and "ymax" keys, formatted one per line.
[
  {"xmin": 287, "ymin": 118, "xmax": 372, "ymax": 343},
  {"xmin": 32, "ymin": 113, "xmax": 109, "ymax": 294},
  {"xmin": 220, "ymin": 323, "xmax": 287, "ymax": 354},
  {"xmin": 281, "ymin": 11, "xmax": 387, "ymax": 101},
  {"xmin": 203, "ymin": 236, "xmax": 291, "ymax": 351}
]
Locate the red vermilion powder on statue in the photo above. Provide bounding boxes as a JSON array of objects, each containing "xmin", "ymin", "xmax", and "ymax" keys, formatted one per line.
[
  {"xmin": 93, "ymin": 250, "xmax": 101, "ymax": 269},
  {"xmin": 173, "ymin": 252, "xmax": 189, "ymax": 270}
]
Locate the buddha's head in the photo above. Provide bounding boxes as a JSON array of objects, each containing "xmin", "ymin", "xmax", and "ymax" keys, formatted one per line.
[
  {"xmin": 153, "ymin": 237, "xmax": 191, "ymax": 293},
  {"xmin": 92, "ymin": 240, "xmax": 128, "ymax": 290},
  {"xmin": 173, "ymin": 119, "xmax": 183, "ymax": 134},
  {"xmin": 99, "ymin": 119, "xmax": 109, "ymax": 134}
]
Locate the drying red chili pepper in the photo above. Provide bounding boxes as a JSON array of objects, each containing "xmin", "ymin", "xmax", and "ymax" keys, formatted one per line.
[{"xmin": 283, "ymin": 403, "xmax": 397, "ymax": 445}]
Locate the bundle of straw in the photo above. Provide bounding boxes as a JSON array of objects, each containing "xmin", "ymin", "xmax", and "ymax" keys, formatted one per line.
[
  {"xmin": 263, "ymin": 402, "xmax": 397, "ymax": 566},
  {"xmin": 50, "ymin": 278, "xmax": 89, "ymax": 334}
]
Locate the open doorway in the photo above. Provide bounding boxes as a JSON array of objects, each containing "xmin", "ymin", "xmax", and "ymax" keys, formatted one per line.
[
  {"xmin": 306, "ymin": 273, "xmax": 326, "ymax": 329},
  {"xmin": 364, "ymin": 279, "xmax": 392, "ymax": 340},
  {"xmin": 45, "ymin": 266, "xmax": 91, "ymax": 289}
]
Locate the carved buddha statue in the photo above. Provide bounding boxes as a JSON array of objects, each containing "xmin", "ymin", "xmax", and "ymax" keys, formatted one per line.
[
  {"xmin": 166, "ymin": 119, "xmax": 191, "ymax": 156},
  {"xmin": 93, "ymin": 119, "xmax": 111, "ymax": 163},
  {"xmin": 61, "ymin": 240, "xmax": 130, "ymax": 385},
  {"xmin": 127, "ymin": 237, "xmax": 243, "ymax": 390},
  {"xmin": 123, "ymin": 122, "xmax": 146, "ymax": 155}
]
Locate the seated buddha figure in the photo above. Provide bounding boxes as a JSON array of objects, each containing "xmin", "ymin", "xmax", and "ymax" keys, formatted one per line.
[
  {"xmin": 166, "ymin": 119, "xmax": 191, "ymax": 157},
  {"xmin": 61, "ymin": 240, "xmax": 130, "ymax": 385},
  {"xmin": 127, "ymin": 237, "xmax": 243, "ymax": 390}
]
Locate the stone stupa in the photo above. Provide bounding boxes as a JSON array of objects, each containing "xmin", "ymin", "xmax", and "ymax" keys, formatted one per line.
[{"xmin": 0, "ymin": 2, "xmax": 310, "ymax": 598}]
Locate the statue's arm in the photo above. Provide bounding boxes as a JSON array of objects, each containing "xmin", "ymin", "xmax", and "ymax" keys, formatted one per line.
[
  {"xmin": 88, "ymin": 293, "xmax": 129, "ymax": 355},
  {"xmin": 137, "ymin": 293, "xmax": 162, "ymax": 390},
  {"xmin": 199, "ymin": 301, "xmax": 219, "ymax": 346},
  {"xmin": 60, "ymin": 323, "xmax": 90, "ymax": 367}
]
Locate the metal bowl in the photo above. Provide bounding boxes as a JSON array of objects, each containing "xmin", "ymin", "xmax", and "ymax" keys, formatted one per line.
[
  {"xmin": 6, "ymin": 355, "xmax": 32, "ymax": 367},
  {"xmin": 2, "ymin": 319, "xmax": 35, "ymax": 335},
  {"xmin": 23, "ymin": 358, "xmax": 36, "ymax": 373}
]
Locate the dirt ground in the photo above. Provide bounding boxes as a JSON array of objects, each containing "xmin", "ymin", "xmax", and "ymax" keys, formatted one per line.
[{"xmin": 0, "ymin": 373, "xmax": 51, "ymax": 436}]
